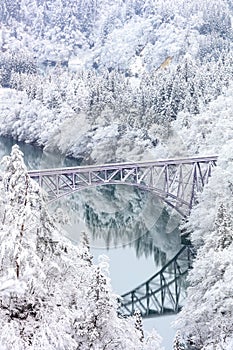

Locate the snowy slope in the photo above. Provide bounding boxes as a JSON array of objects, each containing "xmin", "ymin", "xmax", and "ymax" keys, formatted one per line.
[{"xmin": 0, "ymin": 0, "xmax": 232, "ymax": 71}]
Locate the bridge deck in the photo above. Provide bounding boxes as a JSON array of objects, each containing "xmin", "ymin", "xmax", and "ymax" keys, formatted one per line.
[{"xmin": 28, "ymin": 155, "xmax": 218, "ymax": 176}]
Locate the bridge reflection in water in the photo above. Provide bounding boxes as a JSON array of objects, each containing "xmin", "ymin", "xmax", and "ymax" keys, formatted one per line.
[
  {"xmin": 120, "ymin": 244, "xmax": 195, "ymax": 318},
  {"xmin": 28, "ymin": 156, "xmax": 217, "ymax": 317}
]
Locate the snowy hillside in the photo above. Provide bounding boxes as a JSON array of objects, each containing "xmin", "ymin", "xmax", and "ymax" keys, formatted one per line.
[
  {"xmin": 173, "ymin": 82, "xmax": 233, "ymax": 155},
  {"xmin": 0, "ymin": 0, "xmax": 232, "ymax": 163},
  {"xmin": 0, "ymin": 0, "xmax": 232, "ymax": 164},
  {"xmin": 0, "ymin": 0, "xmax": 232, "ymax": 71},
  {"xmin": 0, "ymin": 1, "xmax": 233, "ymax": 349}
]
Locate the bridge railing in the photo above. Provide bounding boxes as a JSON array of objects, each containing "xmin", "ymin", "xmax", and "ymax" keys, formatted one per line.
[{"xmin": 28, "ymin": 155, "xmax": 218, "ymax": 175}]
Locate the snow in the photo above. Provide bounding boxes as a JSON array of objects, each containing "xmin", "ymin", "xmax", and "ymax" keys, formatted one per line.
[
  {"xmin": 0, "ymin": 0, "xmax": 233, "ymax": 348},
  {"xmin": 173, "ymin": 82, "xmax": 233, "ymax": 156}
]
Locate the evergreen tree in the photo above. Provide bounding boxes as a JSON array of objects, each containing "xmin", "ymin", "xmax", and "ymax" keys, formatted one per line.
[
  {"xmin": 134, "ymin": 310, "xmax": 144, "ymax": 343},
  {"xmin": 175, "ymin": 200, "xmax": 233, "ymax": 349},
  {"xmin": 173, "ymin": 331, "xmax": 185, "ymax": 350},
  {"xmin": 214, "ymin": 204, "xmax": 233, "ymax": 250}
]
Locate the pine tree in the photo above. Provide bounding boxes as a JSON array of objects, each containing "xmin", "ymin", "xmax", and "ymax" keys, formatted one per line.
[
  {"xmin": 214, "ymin": 203, "xmax": 233, "ymax": 250},
  {"xmin": 79, "ymin": 231, "xmax": 93, "ymax": 266},
  {"xmin": 0, "ymin": 146, "xmax": 84, "ymax": 348},
  {"xmin": 134, "ymin": 310, "xmax": 144, "ymax": 343},
  {"xmin": 175, "ymin": 201, "xmax": 233, "ymax": 349},
  {"xmin": 173, "ymin": 331, "xmax": 185, "ymax": 350}
]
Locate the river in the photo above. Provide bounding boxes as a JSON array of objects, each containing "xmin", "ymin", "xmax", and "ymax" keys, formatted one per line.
[{"xmin": 0, "ymin": 136, "xmax": 183, "ymax": 349}]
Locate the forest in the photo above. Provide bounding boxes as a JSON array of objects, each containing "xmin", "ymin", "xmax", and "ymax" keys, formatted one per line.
[{"xmin": 0, "ymin": 0, "xmax": 233, "ymax": 349}]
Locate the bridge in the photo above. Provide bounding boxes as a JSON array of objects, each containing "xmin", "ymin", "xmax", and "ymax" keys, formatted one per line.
[
  {"xmin": 28, "ymin": 155, "xmax": 217, "ymax": 217},
  {"xmin": 28, "ymin": 155, "xmax": 217, "ymax": 317}
]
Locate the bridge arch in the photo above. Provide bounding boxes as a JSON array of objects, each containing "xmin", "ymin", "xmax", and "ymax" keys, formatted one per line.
[{"xmin": 46, "ymin": 181, "xmax": 189, "ymax": 217}]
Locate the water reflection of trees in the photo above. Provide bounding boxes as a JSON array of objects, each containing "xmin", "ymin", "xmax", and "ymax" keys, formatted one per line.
[{"xmin": 56, "ymin": 185, "xmax": 182, "ymax": 266}]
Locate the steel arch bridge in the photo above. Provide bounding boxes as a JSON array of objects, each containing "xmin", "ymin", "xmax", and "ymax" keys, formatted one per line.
[
  {"xmin": 28, "ymin": 155, "xmax": 217, "ymax": 217},
  {"xmin": 28, "ymin": 155, "xmax": 217, "ymax": 317}
]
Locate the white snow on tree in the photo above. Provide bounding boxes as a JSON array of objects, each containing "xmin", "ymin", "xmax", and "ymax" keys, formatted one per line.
[
  {"xmin": 0, "ymin": 145, "xmax": 163, "ymax": 349},
  {"xmin": 175, "ymin": 148, "xmax": 233, "ymax": 349},
  {"xmin": 173, "ymin": 331, "xmax": 185, "ymax": 350}
]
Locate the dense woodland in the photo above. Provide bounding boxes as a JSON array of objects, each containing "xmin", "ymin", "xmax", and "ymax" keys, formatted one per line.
[
  {"xmin": 0, "ymin": 0, "xmax": 232, "ymax": 163},
  {"xmin": 0, "ymin": 0, "xmax": 233, "ymax": 349}
]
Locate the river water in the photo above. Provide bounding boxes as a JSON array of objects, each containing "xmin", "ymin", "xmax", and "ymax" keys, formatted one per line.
[{"xmin": 0, "ymin": 136, "xmax": 182, "ymax": 349}]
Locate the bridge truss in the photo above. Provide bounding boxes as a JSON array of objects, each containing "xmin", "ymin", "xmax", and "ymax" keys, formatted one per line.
[
  {"xmin": 29, "ymin": 156, "xmax": 217, "ymax": 217},
  {"xmin": 119, "ymin": 244, "xmax": 195, "ymax": 318}
]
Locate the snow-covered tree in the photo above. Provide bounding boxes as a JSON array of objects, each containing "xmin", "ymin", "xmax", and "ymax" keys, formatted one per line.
[
  {"xmin": 175, "ymin": 148, "xmax": 233, "ymax": 349},
  {"xmin": 134, "ymin": 310, "xmax": 144, "ymax": 343},
  {"xmin": 0, "ymin": 145, "xmax": 81, "ymax": 348},
  {"xmin": 175, "ymin": 206, "xmax": 233, "ymax": 348},
  {"xmin": 173, "ymin": 331, "xmax": 185, "ymax": 350}
]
